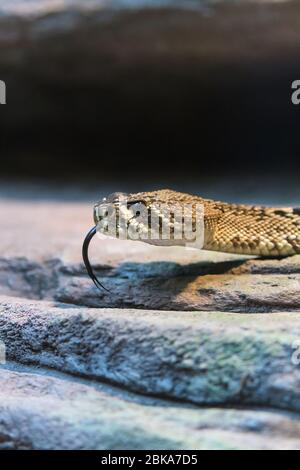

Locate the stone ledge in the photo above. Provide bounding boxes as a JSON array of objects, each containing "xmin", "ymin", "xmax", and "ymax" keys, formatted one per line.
[
  {"xmin": 0, "ymin": 296, "xmax": 300, "ymax": 412},
  {"xmin": 1, "ymin": 365, "xmax": 300, "ymax": 450},
  {"xmin": 2, "ymin": 255, "xmax": 300, "ymax": 312}
]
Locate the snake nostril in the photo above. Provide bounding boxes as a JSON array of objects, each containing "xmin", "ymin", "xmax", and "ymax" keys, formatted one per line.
[{"xmin": 94, "ymin": 204, "xmax": 110, "ymax": 224}]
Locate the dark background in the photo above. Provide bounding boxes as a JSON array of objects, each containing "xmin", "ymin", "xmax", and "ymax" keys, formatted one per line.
[{"xmin": 1, "ymin": 2, "xmax": 300, "ymax": 194}]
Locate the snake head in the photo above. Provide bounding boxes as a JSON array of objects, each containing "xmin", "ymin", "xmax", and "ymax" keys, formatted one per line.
[
  {"xmin": 83, "ymin": 189, "xmax": 222, "ymax": 292},
  {"xmin": 94, "ymin": 191, "xmax": 149, "ymax": 241},
  {"xmin": 93, "ymin": 190, "xmax": 208, "ymax": 247}
]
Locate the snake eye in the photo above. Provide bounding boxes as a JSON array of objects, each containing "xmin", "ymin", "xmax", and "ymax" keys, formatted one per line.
[{"xmin": 127, "ymin": 200, "xmax": 146, "ymax": 216}]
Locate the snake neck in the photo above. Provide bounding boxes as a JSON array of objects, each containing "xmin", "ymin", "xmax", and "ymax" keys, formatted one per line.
[{"xmin": 203, "ymin": 200, "xmax": 300, "ymax": 257}]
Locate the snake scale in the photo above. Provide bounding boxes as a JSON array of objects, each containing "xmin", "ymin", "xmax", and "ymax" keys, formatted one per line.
[{"xmin": 83, "ymin": 189, "xmax": 300, "ymax": 290}]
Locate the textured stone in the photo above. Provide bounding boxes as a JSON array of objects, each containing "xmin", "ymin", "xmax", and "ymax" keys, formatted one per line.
[
  {"xmin": 2, "ymin": 252, "xmax": 300, "ymax": 312},
  {"xmin": 56, "ymin": 270, "xmax": 300, "ymax": 312},
  {"xmin": 1, "ymin": 295, "xmax": 300, "ymax": 412},
  {"xmin": 1, "ymin": 1, "xmax": 200, "ymax": 18},
  {"xmin": 0, "ymin": 365, "xmax": 300, "ymax": 450}
]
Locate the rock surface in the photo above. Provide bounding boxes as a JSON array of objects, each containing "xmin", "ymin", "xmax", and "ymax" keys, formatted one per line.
[
  {"xmin": 0, "ymin": 197, "xmax": 300, "ymax": 449},
  {"xmin": 1, "ymin": 364, "xmax": 300, "ymax": 450},
  {"xmin": 1, "ymin": 295, "xmax": 300, "ymax": 412}
]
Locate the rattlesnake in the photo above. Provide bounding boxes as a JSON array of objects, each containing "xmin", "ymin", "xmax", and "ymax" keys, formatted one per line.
[{"xmin": 83, "ymin": 189, "xmax": 300, "ymax": 290}]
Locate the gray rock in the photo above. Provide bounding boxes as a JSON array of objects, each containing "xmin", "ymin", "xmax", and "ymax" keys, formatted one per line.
[
  {"xmin": 2, "ymin": 253, "xmax": 300, "ymax": 312},
  {"xmin": 56, "ymin": 270, "xmax": 300, "ymax": 312},
  {"xmin": 0, "ymin": 1, "xmax": 204, "ymax": 18},
  {"xmin": 0, "ymin": 364, "xmax": 300, "ymax": 450},
  {"xmin": 1, "ymin": 295, "xmax": 300, "ymax": 412}
]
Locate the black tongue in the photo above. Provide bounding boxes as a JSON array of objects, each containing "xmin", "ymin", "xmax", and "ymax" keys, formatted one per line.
[{"xmin": 82, "ymin": 226, "xmax": 110, "ymax": 293}]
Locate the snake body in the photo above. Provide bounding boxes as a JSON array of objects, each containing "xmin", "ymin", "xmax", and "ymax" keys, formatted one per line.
[
  {"xmin": 83, "ymin": 189, "xmax": 300, "ymax": 290},
  {"xmin": 94, "ymin": 189, "xmax": 300, "ymax": 257}
]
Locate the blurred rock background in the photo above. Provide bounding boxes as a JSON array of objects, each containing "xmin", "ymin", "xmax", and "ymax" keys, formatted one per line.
[{"xmin": 1, "ymin": 0, "xmax": 300, "ymax": 196}]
